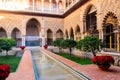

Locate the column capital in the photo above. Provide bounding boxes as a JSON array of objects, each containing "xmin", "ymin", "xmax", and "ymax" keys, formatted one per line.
[
  {"xmin": 97, "ymin": 28, "xmax": 103, "ymax": 32},
  {"xmin": 96, "ymin": 12, "xmax": 103, "ymax": 17}
]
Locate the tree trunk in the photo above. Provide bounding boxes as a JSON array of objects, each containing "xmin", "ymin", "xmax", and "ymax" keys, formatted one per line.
[
  {"xmin": 91, "ymin": 49, "xmax": 96, "ymax": 56},
  {"xmin": 69, "ymin": 48, "xmax": 72, "ymax": 55},
  {"xmin": 6, "ymin": 51, "xmax": 8, "ymax": 56}
]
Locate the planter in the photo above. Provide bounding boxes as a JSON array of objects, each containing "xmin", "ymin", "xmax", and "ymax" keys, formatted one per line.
[{"xmin": 97, "ymin": 65, "xmax": 111, "ymax": 71}]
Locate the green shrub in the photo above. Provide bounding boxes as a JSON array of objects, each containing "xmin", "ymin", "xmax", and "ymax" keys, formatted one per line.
[
  {"xmin": 52, "ymin": 39, "xmax": 63, "ymax": 52},
  {"xmin": 76, "ymin": 36, "xmax": 103, "ymax": 56},
  {"xmin": 0, "ymin": 38, "xmax": 16, "ymax": 55},
  {"xmin": 60, "ymin": 39, "xmax": 77, "ymax": 54}
]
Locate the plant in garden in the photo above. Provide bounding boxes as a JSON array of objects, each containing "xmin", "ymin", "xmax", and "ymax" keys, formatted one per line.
[
  {"xmin": 44, "ymin": 44, "xmax": 48, "ymax": 49},
  {"xmin": 60, "ymin": 39, "xmax": 77, "ymax": 55},
  {"xmin": 0, "ymin": 38, "xmax": 16, "ymax": 46},
  {"xmin": 0, "ymin": 38, "xmax": 16, "ymax": 55},
  {"xmin": 0, "ymin": 64, "xmax": 10, "ymax": 80},
  {"xmin": 20, "ymin": 46, "xmax": 26, "ymax": 50},
  {"xmin": 92, "ymin": 55, "xmax": 114, "ymax": 66},
  {"xmin": 52, "ymin": 39, "xmax": 63, "ymax": 52},
  {"xmin": 6, "ymin": 38, "xmax": 16, "ymax": 46},
  {"xmin": 76, "ymin": 36, "xmax": 104, "ymax": 56},
  {"xmin": 92, "ymin": 55, "xmax": 114, "ymax": 70},
  {"xmin": 0, "ymin": 39, "xmax": 12, "ymax": 55}
]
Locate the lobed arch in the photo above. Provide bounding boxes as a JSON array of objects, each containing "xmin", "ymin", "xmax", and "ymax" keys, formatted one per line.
[
  {"xmin": 26, "ymin": 18, "xmax": 41, "ymax": 36},
  {"xmin": 83, "ymin": 4, "xmax": 97, "ymax": 35},
  {"xmin": 75, "ymin": 25, "xmax": 81, "ymax": 41},
  {"xmin": 102, "ymin": 12, "xmax": 119, "ymax": 49},
  {"xmin": 83, "ymin": 4, "xmax": 96, "ymax": 22},
  {"xmin": 56, "ymin": 29, "xmax": 63, "ymax": 39},
  {"xmin": 11, "ymin": 27, "xmax": 22, "ymax": 47},
  {"xmin": 26, "ymin": 18, "xmax": 41, "ymax": 46},
  {"xmin": 75, "ymin": 25, "xmax": 80, "ymax": 35},
  {"xmin": 102, "ymin": 12, "xmax": 118, "ymax": 28},
  {"xmin": 69, "ymin": 27, "xmax": 74, "ymax": 39},
  {"xmin": 47, "ymin": 28, "xmax": 53, "ymax": 45},
  {"xmin": 11, "ymin": 28, "xmax": 21, "ymax": 37},
  {"xmin": 0, "ymin": 27, "xmax": 7, "ymax": 37}
]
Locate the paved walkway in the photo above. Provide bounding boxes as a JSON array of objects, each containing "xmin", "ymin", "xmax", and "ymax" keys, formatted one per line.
[
  {"xmin": 6, "ymin": 49, "xmax": 35, "ymax": 80},
  {"xmin": 6, "ymin": 48, "xmax": 120, "ymax": 80}
]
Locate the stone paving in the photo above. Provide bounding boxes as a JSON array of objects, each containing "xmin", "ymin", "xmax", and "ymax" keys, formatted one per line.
[{"xmin": 6, "ymin": 48, "xmax": 120, "ymax": 80}]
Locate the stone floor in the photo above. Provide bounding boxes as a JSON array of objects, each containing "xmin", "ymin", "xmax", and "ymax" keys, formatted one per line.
[{"xmin": 6, "ymin": 48, "xmax": 120, "ymax": 80}]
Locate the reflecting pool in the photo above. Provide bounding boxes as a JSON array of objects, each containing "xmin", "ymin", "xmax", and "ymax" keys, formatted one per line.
[{"xmin": 31, "ymin": 49, "xmax": 90, "ymax": 80}]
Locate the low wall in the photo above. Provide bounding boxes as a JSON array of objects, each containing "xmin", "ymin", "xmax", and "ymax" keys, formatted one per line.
[
  {"xmin": 48, "ymin": 46, "xmax": 120, "ymax": 66},
  {"xmin": 48, "ymin": 46, "xmax": 93, "ymax": 58}
]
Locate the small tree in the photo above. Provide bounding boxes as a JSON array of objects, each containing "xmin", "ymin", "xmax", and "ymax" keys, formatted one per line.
[
  {"xmin": 61, "ymin": 39, "xmax": 77, "ymax": 55},
  {"xmin": 76, "ymin": 36, "xmax": 103, "ymax": 56},
  {"xmin": 0, "ymin": 39, "xmax": 11, "ymax": 55},
  {"xmin": 0, "ymin": 38, "xmax": 16, "ymax": 55},
  {"xmin": 52, "ymin": 39, "xmax": 63, "ymax": 52},
  {"xmin": 1, "ymin": 38, "xmax": 16, "ymax": 46},
  {"xmin": 7, "ymin": 38, "xmax": 16, "ymax": 46}
]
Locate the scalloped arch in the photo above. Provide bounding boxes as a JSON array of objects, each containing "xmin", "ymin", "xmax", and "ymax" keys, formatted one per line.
[{"xmin": 102, "ymin": 12, "xmax": 118, "ymax": 28}]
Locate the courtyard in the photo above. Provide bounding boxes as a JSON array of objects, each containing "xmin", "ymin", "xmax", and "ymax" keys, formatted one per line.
[
  {"xmin": 5, "ymin": 48, "xmax": 120, "ymax": 80},
  {"xmin": 0, "ymin": 0, "xmax": 120, "ymax": 80}
]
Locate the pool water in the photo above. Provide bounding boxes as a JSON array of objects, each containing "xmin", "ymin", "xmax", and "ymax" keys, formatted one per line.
[{"xmin": 32, "ymin": 50, "xmax": 89, "ymax": 80}]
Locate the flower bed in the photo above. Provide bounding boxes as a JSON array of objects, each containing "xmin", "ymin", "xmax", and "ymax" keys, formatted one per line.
[{"xmin": 0, "ymin": 64, "xmax": 10, "ymax": 80}]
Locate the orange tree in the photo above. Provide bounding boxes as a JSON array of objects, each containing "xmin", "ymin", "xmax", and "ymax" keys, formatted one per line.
[
  {"xmin": 0, "ymin": 38, "xmax": 16, "ymax": 55},
  {"xmin": 60, "ymin": 39, "xmax": 77, "ymax": 55},
  {"xmin": 76, "ymin": 36, "xmax": 104, "ymax": 56},
  {"xmin": 52, "ymin": 39, "xmax": 63, "ymax": 52}
]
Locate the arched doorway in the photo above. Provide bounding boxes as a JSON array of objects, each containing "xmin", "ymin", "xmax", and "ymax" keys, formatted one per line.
[
  {"xmin": 56, "ymin": 29, "xmax": 63, "ymax": 39},
  {"xmin": 0, "ymin": 27, "xmax": 7, "ymax": 37},
  {"xmin": 103, "ymin": 12, "xmax": 118, "ymax": 51},
  {"xmin": 26, "ymin": 18, "xmax": 41, "ymax": 46},
  {"xmin": 84, "ymin": 5, "xmax": 98, "ymax": 37},
  {"xmin": 11, "ymin": 28, "xmax": 22, "ymax": 47},
  {"xmin": 70, "ymin": 28, "xmax": 74, "ymax": 39},
  {"xmin": 47, "ymin": 29, "xmax": 53, "ymax": 45},
  {"xmin": 75, "ymin": 25, "xmax": 81, "ymax": 41}
]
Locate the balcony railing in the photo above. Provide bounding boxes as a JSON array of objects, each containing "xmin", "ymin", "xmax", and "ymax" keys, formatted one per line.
[{"xmin": 0, "ymin": 0, "xmax": 85, "ymax": 15}]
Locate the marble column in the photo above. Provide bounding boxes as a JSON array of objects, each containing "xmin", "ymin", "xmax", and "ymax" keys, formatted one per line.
[
  {"xmin": 22, "ymin": 36, "xmax": 25, "ymax": 46},
  {"xmin": 42, "ymin": 0, "xmax": 44, "ymax": 12},
  {"xmin": 49, "ymin": 0, "xmax": 52, "ymax": 11},
  {"xmin": 98, "ymin": 29, "xmax": 103, "ymax": 40},
  {"xmin": 117, "ymin": 33, "xmax": 120, "ymax": 51},
  {"xmin": 56, "ymin": 0, "xmax": 59, "ymax": 13}
]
